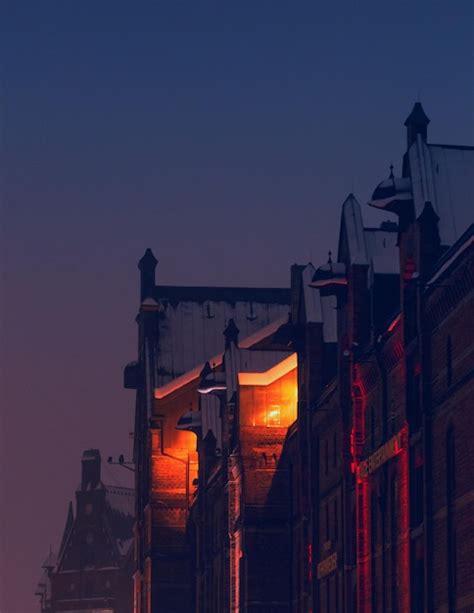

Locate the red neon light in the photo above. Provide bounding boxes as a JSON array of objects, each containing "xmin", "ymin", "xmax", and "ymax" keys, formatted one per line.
[
  {"xmin": 353, "ymin": 423, "xmax": 410, "ymax": 612},
  {"xmin": 387, "ymin": 314, "xmax": 401, "ymax": 333},
  {"xmin": 399, "ymin": 423, "xmax": 410, "ymax": 613}
]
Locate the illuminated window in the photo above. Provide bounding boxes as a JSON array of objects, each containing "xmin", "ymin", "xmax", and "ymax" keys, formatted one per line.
[{"xmin": 266, "ymin": 404, "xmax": 281, "ymax": 427}]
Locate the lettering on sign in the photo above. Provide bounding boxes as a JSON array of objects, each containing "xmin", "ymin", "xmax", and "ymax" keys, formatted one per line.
[
  {"xmin": 317, "ymin": 552, "xmax": 337, "ymax": 579},
  {"xmin": 357, "ymin": 430, "xmax": 404, "ymax": 480}
]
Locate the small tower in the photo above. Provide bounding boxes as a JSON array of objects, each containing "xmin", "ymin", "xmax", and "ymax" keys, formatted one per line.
[
  {"xmin": 223, "ymin": 318, "xmax": 239, "ymax": 349},
  {"xmin": 404, "ymin": 102, "xmax": 430, "ymax": 148},
  {"xmin": 138, "ymin": 248, "xmax": 158, "ymax": 302},
  {"xmin": 81, "ymin": 449, "xmax": 101, "ymax": 490}
]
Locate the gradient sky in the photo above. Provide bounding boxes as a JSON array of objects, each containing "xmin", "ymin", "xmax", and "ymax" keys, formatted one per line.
[{"xmin": 1, "ymin": 2, "xmax": 472, "ymax": 611}]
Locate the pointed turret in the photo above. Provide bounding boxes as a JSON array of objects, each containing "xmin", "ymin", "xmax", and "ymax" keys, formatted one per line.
[
  {"xmin": 223, "ymin": 318, "xmax": 239, "ymax": 349},
  {"xmin": 138, "ymin": 248, "xmax": 158, "ymax": 301},
  {"xmin": 404, "ymin": 102, "xmax": 430, "ymax": 148}
]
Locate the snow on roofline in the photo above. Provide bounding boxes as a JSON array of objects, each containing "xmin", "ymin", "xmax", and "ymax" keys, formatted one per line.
[
  {"xmin": 239, "ymin": 315, "xmax": 288, "ymax": 348},
  {"xmin": 154, "ymin": 316, "xmax": 288, "ymax": 400},
  {"xmin": 427, "ymin": 226, "xmax": 474, "ymax": 286},
  {"xmin": 238, "ymin": 353, "xmax": 297, "ymax": 386}
]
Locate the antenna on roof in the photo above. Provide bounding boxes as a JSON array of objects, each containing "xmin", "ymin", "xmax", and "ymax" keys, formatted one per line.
[{"xmin": 389, "ymin": 163, "xmax": 394, "ymax": 179}]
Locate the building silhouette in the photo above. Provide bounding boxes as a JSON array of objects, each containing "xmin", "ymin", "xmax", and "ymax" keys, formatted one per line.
[
  {"xmin": 119, "ymin": 102, "xmax": 474, "ymax": 613},
  {"xmin": 36, "ymin": 450, "xmax": 134, "ymax": 613}
]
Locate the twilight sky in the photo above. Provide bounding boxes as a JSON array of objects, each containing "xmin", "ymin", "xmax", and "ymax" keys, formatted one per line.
[{"xmin": 0, "ymin": 2, "xmax": 472, "ymax": 611}]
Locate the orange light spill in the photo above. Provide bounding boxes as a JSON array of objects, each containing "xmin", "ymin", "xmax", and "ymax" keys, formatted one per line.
[
  {"xmin": 238, "ymin": 353, "xmax": 297, "ymax": 386},
  {"xmin": 239, "ymin": 354, "xmax": 298, "ymax": 428}
]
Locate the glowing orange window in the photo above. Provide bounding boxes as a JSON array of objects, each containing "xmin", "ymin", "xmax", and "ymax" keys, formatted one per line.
[{"xmin": 266, "ymin": 404, "xmax": 281, "ymax": 427}]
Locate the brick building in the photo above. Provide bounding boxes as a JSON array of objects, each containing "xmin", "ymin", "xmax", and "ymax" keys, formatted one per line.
[
  {"xmin": 123, "ymin": 254, "xmax": 290, "ymax": 612},
  {"xmin": 124, "ymin": 102, "xmax": 473, "ymax": 613},
  {"xmin": 36, "ymin": 449, "xmax": 134, "ymax": 613}
]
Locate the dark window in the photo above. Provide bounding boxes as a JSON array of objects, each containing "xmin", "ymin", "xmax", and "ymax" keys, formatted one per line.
[
  {"xmin": 371, "ymin": 492, "xmax": 378, "ymax": 613},
  {"xmin": 333, "ymin": 498, "xmax": 338, "ymax": 541},
  {"xmin": 333, "ymin": 432, "xmax": 338, "ymax": 467},
  {"xmin": 410, "ymin": 445, "xmax": 424, "ymax": 528},
  {"xmin": 447, "ymin": 427, "xmax": 456, "ymax": 612},
  {"xmin": 325, "ymin": 439, "xmax": 329, "ymax": 475},
  {"xmin": 371, "ymin": 407, "xmax": 375, "ymax": 450},
  {"xmin": 447, "ymin": 336, "xmax": 453, "ymax": 387},
  {"xmin": 326, "ymin": 503, "xmax": 330, "ymax": 540},
  {"xmin": 391, "ymin": 476, "xmax": 398, "ymax": 613}
]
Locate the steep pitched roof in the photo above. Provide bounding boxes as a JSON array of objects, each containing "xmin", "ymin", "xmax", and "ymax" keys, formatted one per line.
[
  {"xmin": 408, "ymin": 140, "xmax": 474, "ymax": 245},
  {"xmin": 338, "ymin": 194, "xmax": 368, "ymax": 266},
  {"xmin": 338, "ymin": 194, "xmax": 399, "ymax": 276},
  {"xmin": 104, "ymin": 485, "xmax": 135, "ymax": 557}
]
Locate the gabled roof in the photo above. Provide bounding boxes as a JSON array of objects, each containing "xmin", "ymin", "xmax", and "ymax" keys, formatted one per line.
[
  {"xmin": 408, "ymin": 140, "xmax": 474, "ymax": 245},
  {"xmin": 55, "ymin": 482, "xmax": 134, "ymax": 572},
  {"xmin": 338, "ymin": 194, "xmax": 399, "ymax": 276},
  {"xmin": 370, "ymin": 136, "xmax": 474, "ymax": 247},
  {"xmin": 338, "ymin": 194, "xmax": 368, "ymax": 266},
  {"xmin": 154, "ymin": 315, "xmax": 289, "ymax": 400},
  {"xmin": 104, "ymin": 485, "xmax": 134, "ymax": 557}
]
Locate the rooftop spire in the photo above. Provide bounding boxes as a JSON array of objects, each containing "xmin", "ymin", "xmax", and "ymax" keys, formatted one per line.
[
  {"xmin": 404, "ymin": 102, "xmax": 430, "ymax": 148},
  {"xmin": 223, "ymin": 318, "xmax": 239, "ymax": 349},
  {"xmin": 138, "ymin": 248, "xmax": 158, "ymax": 302}
]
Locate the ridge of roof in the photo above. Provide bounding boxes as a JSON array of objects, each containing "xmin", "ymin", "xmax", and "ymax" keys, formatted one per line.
[
  {"xmin": 427, "ymin": 223, "xmax": 474, "ymax": 287},
  {"xmin": 154, "ymin": 315, "xmax": 288, "ymax": 400},
  {"xmin": 428, "ymin": 143, "xmax": 474, "ymax": 151},
  {"xmin": 154, "ymin": 285, "xmax": 290, "ymax": 304}
]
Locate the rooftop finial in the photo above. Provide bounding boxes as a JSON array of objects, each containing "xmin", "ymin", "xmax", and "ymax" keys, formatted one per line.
[
  {"xmin": 138, "ymin": 248, "xmax": 158, "ymax": 302},
  {"xmin": 404, "ymin": 102, "xmax": 430, "ymax": 148},
  {"xmin": 327, "ymin": 250, "xmax": 333, "ymax": 264},
  {"xmin": 223, "ymin": 318, "xmax": 239, "ymax": 349},
  {"xmin": 389, "ymin": 163, "xmax": 394, "ymax": 179}
]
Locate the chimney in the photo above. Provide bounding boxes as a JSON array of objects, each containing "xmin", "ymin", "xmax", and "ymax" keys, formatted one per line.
[
  {"xmin": 138, "ymin": 248, "xmax": 158, "ymax": 302},
  {"xmin": 81, "ymin": 449, "xmax": 101, "ymax": 490},
  {"xmin": 404, "ymin": 102, "xmax": 430, "ymax": 149}
]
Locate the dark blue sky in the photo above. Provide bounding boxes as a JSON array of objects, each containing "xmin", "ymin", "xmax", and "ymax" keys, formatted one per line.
[{"xmin": 1, "ymin": 2, "xmax": 472, "ymax": 611}]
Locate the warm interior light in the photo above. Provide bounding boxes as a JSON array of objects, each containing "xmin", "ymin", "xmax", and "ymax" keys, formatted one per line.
[{"xmin": 239, "ymin": 355, "xmax": 297, "ymax": 428}]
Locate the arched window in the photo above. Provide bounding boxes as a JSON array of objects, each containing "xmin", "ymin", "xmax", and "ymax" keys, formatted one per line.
[{"xmin": 446, "ymin": 427, "xmax": 456, "ymax": 612}]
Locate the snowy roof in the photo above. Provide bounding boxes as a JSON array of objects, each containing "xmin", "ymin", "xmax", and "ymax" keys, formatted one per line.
[
  {"xmin": 413, "ymin": 143, "xmax": 474, "ymax": 245},
  {"xmin": 149, "ymin": 286, "xmax": 290, "ymax": 390},
  {"xmin": 104, "ymin": 485, "xmax": 134, "ymax": 557},
  {"xmin": 364, "ymin": 228, "xmax": 399, "ymax": 275},
  {"xmin": 302, "ymin": 264, "xmax": 322, "ymax": 323},
  {"xmin": 154, "ymin": 315, "xmax": 288, "ymax": 400},
  {"xmin": 370, "ymin": 137, "xmax": 474, "ymax": 247},
  {"xmin": 427, "ymin": 223, "xmax": 474, "ymax": 286},
  {"xmin": 293, "ymin": 264, "xmax": 338, "ymax": 342},
  {"xmin": 337, "ymin": 194, "xmax": 399, "ymax": 278},
  {"xmin": 338, "ymin": 194, "xmax": 368, "ymax": 266}
]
